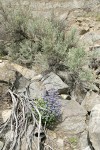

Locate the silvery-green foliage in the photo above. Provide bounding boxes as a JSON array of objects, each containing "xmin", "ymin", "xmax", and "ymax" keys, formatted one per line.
[
  {"xmin": 67, "ymin": 47, "xmax": 86, "ymax": 71},
  {"xmin": 0, "ymin": 0, "xmax": 79, "ymax": 69},
  {"xmin": 34, "ymin": 53, "xmax": 49, "ymax": 72},
  {"xmin": 0, "ymin": 0, "xmax": 94, "ymax": 84},
  {"xmin": 67, "ymin": 47, "xmax": 94, "ymax": 83}
]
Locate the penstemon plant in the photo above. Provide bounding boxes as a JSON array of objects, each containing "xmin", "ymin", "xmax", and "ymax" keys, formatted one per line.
[{"xmin": 34, "ymin": 89, "xmax": 61, "ymax": 128}]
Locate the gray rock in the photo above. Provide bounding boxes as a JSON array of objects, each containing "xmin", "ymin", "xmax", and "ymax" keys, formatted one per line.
[
  {"xmin": 0, "ymin": 61, "xmax": 16, "ymax": 83},
  {"xmin": 82, "ymin": 91, "xmax": 100, "ymax": 112},
  {"xmin": 83, "ymin": 147, "xmax": 92, "ymax": 150},
  {"xmin": 57, "ymin": 71, "xmax": 73, "ymax": 88},
  {"xmin": 16, "ymin": 75, "xmax": 30, "ymax": 93},
  {"xmin": 81, "ymin": 32, "xmax": 100, "ymax": 45},
  {"xmin": 0, "ymin": 141, "xmax": 4, "ymax": 150},
  {"xmin": 11, "ymin": 63, "xmax": 37, "ymax": 80},
  {"xmin": 82, "ymin": 82, "xmax": 99, "ymax": 92},
  {"xmin": 0, "ymin": 60, "xmax": 16, "ymax": 98},
  {"xmin": 89, "ymin": 104, "xmax": 100, "ymax": 150},
  {"xmin": 2, "ymin": 109, "xmax": 11, "ymax": 123},
  {"xmin": 71, "ymin": 83, "xmax": 86, "ymax": 104},
  {"xmin": 57, "ymin": 138, "xmax": 64, "ymax": 148},
  {"xmin": 42, "ymin": 72, "xmax": 69, "ymax": 94},
  {"xmin": 28, "ymin": 81, "xmax": 45, "ymax": 99},
  {"xmin": 79, "ymin": 131, "xmax": 91, "ymax": 150},
  {"xmin": 56, "ymin": 100, "xmax": 87, "ymax": 134}
]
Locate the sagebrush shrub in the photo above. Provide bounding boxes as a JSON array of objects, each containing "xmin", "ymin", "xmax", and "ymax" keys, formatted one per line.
[
  {"xmin": 0, "ymin": 0, "xmax": 78, "ymax": 68},
  {"xmin": 67, "ymin": 47, "xmax": 86, "ymax": 71},
  {"xmin": 0, "ymin": 0, "xmax": 94, "ymax": 83}
]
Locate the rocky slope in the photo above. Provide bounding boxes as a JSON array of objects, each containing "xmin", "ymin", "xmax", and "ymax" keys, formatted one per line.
[
  {"xmin": 0, "ymin": 0, "xmax": 100, "ymax": 150},
  {"xmin": 0, "ymin": 58, "xmax": 100, "ymax": 149}
]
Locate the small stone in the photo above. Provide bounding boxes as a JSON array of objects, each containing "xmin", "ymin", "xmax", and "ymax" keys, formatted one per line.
[
  {"xmin": 0, "ymin": 141, "xmax": 4, "ymax": 150},
  {"xmin": 61, "ymin": 94, "xmax": 68, "ymax": 100},
  {"xmin": 57, "ymin": 138, "xmax": 64, "ymax": 148},
  {"xmin": 0, "ymin": 60, "xmax": 3, "ymax": 63},
  {"xmin": 61, "ymin": 94, "xmax": 71, "ymax": 100},
  {"xmin": 2, "ymin": 109, "xmax": 11, "ymax": 123}
]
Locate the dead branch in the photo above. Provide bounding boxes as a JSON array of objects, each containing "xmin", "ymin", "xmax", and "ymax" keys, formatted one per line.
[{"xmin": 0, "ymin": 89, "xmax": 55, "ymax": 150}]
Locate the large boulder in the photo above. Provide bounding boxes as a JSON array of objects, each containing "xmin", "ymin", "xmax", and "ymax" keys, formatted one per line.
[
  {"xmin": 42, "ymin": 72, "xmax": 69, "ymax": 94},
  {"xmin": 56, "ymin": 99, "xmax": 87, "ymax": 134},
  {"xmin": 89, "ymin": 104, "xmax": 100, "ymax": 150},
  {"xmin": 82, "ymin": 91, "xmax": 100, "ymax": 112}
]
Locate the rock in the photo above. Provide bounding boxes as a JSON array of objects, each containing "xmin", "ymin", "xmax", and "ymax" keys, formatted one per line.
[
  {"xmin": 11, "ymin": 63, "xmax": 37, "ymax": 80},
  {"xmin": 60, "ymin": 94, "xmax": 68, "ymax": 100},
  {"xmin": 79, "ymin": 23, "xmax": 90, "ymax": 35},
  {"xmin": 31, "ymin": 74, "xmax": 43, "ymax": 81},
  {"xmin": 42, "ymin": 72, "xmax": 69, "ymax": 94},
  {"xmin": 59, "ymin": 12, "xmax": 69, "ymax": 21},
  {"xmin": 81, "ymin": 32, "xmax": 100, "ymax": 45},
  {"xmin": 95, "ymin": 68, "xmax": 100, "ymax": 76},
  {"xmin": 83, "ymin": 147, "xmax": 91, "ymax": 150},
  {"xmin": 56, "ymin": 100, "xmax": 87, "ymax": 134},
  {"xmin": 82, "ymin": 91, "xmax": 100, "ymax": 112},
  {"xmin": 95, "ymin": 79, "xmax": 100, "ymax": 89},
  {"xmin": 89, "ymin": 104, "xmax": 100, "ymax": 150},
  {"xmin": 91, "ymin": 84, "xmax": 99, "ymax": 92},
  {"xmin": 82, "ymin": 82, "xmax": 99, "ymax": 92},
  {"xmin": 46, "ymin": 130, "xmax": 65, "ymax": 150},
  {"xmin": 71, "ymin": 82, "xmax": 86, "ymax": 104},
  {"xmin": 57, "ymin": 71, "xmax": 73, "ymax": 87},
  {"xmin": 0, "ymin": 61, "xmax": 16, "ymax": 98},
  {"xmin": 77, "ymin": 17, "xmax": 84, "ymax": 23},
  {"xmin": 57, "ymin": 138, "xmax": 64, "ymax": 148},
  {"xmin": 89, "ymin": 45, "xmax": 100, "ymax": 51},
  {"xmin": 0, "ymin": 61, "xmax": 16, "ymax": 83},
  {"xmin": 0, "ymin": 141, "xmax": 4, "ymax": 150},
  {"xmin": 0, "ymin": 60, "xmax": 3, "ymax": 63},
  {"xmin": 79, "ymin": 131, "xmax": 91, "ymax": 150},
  {"xmin": 80, "ymin": 28, "xmax": 89, "ymax": 35},
  {"xmin": 15, "ymin": 74, "xmax": 29, "ymax": 92},
  {"xmin": 60, "ymin": 94, "xmax": 71, "ymax": 100},
  {"xmin": 28, "ymin": 81, "xmax": 45, "ymax": 99},
  {"xmin": 2, "ymin": 109, "xmax": 11, "ymax": 123}
]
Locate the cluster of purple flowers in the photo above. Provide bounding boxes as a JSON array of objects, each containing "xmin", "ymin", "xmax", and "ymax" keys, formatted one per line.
[{"xmin": 42, "ymin": 89, "xmax": 61, "ymax": 127}]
